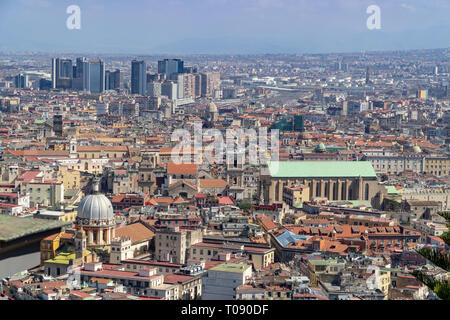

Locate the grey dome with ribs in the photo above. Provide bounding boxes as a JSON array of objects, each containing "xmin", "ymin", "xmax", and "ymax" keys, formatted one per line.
[{"xmin": 77, "ymin": 194, "xmax": 113, "ymax": 220}]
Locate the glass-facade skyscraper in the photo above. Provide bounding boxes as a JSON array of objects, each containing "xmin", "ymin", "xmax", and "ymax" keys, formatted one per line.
[
  {"xmin": 52, "ymin": 58, "xmax": 73, "ymax": 89},
  {"xmin": 158, "ymin": 59, "xmax": 184, "ymax": 80},
  {"xmin": 89, "ymin": 60, "xmax": 105, "ymax": 93},
  {"xmin": 73, "ymin": 57, "xmax": 90, "ymax": 91},
  {"xmin": 109, "ymin": 69, "xmax": 121, "ymax": 90},
  {"xmin": 131, "ymin": 60, "xmax": 146, "ymax": 95}
]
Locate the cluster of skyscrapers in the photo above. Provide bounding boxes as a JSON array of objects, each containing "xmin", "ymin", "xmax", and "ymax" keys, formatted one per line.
[
  {"xmin": 51, "ymin": 58, "xmax": 120, "ymax": 93},
  {"xmin": 51, "ymin": 57, "xmax": 220, "ymax": 101},
  {"xmin": 155, "ymin": 59, "xmax": 220, "ymax": 100}
]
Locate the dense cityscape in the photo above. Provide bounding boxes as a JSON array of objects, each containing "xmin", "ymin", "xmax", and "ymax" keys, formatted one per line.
[{"xmin": 0, "ymin": 47, "xmax": 448, "ymax": 302}]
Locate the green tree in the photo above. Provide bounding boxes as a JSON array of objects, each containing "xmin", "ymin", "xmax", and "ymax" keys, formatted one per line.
[
  {"xmin": 417, "ymin": 247, "xmax": 450, "ymax": 271},
  {"xmin": 441, "ymin": 231, "xmax": 450, "ymax": 247},
  {"xmin": 239, "ymin": 202, "xmax": 253, "ymax": 212}
]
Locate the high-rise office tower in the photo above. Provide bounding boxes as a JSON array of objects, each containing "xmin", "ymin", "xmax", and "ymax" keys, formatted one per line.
[
  {"xmin": 109, "ymin": 69, "xmax": 121, "ymax": 90},
  {"xmin": 147, "ymin": 73, "xmax": 158, "ymax": 82},
  {"xmin": 52, "ymin": 58, "xmax": 73, "ymax": 89},
  {"xmin": 131, "ymin": 60, "xmax": 147, "ymax": 95},
  {"xmin": 39, "ymin": 79, "xmax": 52, "ymax": 90},
  {"xmin": 334, "ymin": 61, "xmax": 342, "ymax": 71},
  {"xmin": 158, "ymin": 59, "xmax": 184, "ymax": 80},
  {"xmin": 183, "ymin": 66, "xmax": 196, "ymax": 74},
  {"xmin": 89, "ymin": 60, "xmax": 105, "ymax": 93},
  {"xmin": 365, "ymin": 66, "xmax": 370, "ymax": 85},
  {"xmin": 14, "ymin": 74, "xmax": 29, "ymax": 89},
  {"xmin": 72, "ymin": 57, "xmax": 90, "ymax": 91},
  {"xmin": 51, "ymin": 58, "xmax": 56, "ymax": 89},
  {"xmin": 342, "ymin": 63, "xmax": 349, "ymax": 72},
  {"xmin": 105, "ymin": 71, "xmax": 110, "ymax": 90}
]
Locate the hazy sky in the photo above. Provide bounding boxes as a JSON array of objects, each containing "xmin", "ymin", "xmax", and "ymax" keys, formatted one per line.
[{"xmin": 0, "ymin": 0, "xmax": 449, "ymax": 54}]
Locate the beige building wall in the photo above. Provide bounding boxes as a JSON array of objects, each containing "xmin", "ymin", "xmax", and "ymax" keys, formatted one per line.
[
  {"xmin": 26, "ymin": 182, "xmax": 64, "ymax": 208},
  {"xmin": 58, "ymin": 166, "xmax": 81, "ymax": 190},
  {"xmin": 263, "ymin": 176, "xmax": 379, "ymax": 204},
  {"xmin": 155, "ymin": 228, "xmax": 187, "ymax": 264},
  {"xmin": 424, "ymin": 157, "xmax": 450, "ymax": 177}
]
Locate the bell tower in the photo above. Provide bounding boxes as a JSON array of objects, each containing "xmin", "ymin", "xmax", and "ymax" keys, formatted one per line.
[
  {"xmin": 75, "ymin": 228, "xmax": 87, "ymax": 260},
  {"xmin": 69, "ymin": 139, "xmax": 77, "ymax": 159}
]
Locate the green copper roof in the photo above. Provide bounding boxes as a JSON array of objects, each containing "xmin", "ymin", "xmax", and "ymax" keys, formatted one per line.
[
  {"xmin": 385, "ymin": 186, "xmax": 399, "ymax": 195},
  {"xmin": 267, "ymin": 161, "xmax": 377, "ymax": 178},
  {"xmin": 316, "ymin": 142, "xmax": 326, "ymax": 151},
  {"xmin": 0, "ymin": 215, "xmax": 70, "ymax": 242}
]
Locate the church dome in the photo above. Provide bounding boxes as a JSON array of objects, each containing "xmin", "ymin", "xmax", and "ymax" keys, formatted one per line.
[
  {"xmin": 316, "ymin": 142, "xmax": 326, "ymax": 152},
  {"xmin": 77, "ymin": 194, "xmax": 114, "ymax": 221},
  {"xmin": 413, "ymin": 145, "xmax": 422, "ymax": 153}
]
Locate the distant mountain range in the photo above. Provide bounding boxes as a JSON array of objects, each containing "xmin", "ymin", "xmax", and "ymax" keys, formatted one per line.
[{"xmin": 2, "ymin": 26, "xmax": 450, "ymax": 55}]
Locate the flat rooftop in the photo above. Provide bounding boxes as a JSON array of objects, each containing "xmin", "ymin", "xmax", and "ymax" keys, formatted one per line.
[
  {"xmin": 0, "ymin": 215, "xmax": 70, "ymax": 242},
  {"xmin": 209, "ymin": 263, "xmax": 251, "ymax": 274}
]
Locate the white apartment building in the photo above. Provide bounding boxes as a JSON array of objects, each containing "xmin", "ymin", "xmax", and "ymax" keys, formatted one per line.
[
  {"xmin": 362, "ymin": 150, "xmax": 424, "ymax": 175},
  {"xmin": 202, "ymin": 263, "xmax": 252, "ymax": 300}
]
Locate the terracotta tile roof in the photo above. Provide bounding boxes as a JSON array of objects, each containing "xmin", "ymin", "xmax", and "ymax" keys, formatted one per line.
[
  {"xmin": 115, "ymin": 222, "xmax": 155, "ymax": 244},
  {"xmin": 195, "ymin": 193, "xmax": 207, "ymax": 198},
  {"xmin": 43, "ymin": 233, "xmax": 60, "ymax": 241},
  {"xmin": 112, "ymin": 194, "xmax": 125, "ymax": 203},
  {"xmin": 148, "ymin": 197, "xmax": 174, "ymax": 205},
  {"xmin": 17, "ymin": 170, "xmax": 42, "ymax": 182},
  {"xmin": 217, "ymin": 196, "xmax": 234, "ymax": 205},
  {"xmin": 70, "ymin": 290, "xmax": 95, "ymax": 298},
  {"xmin": 250, "ymin": 237, "xmax": 267, "ymax": 244},
  {"xmin": 90, "ymin": 277, "xmax": 111, "ymax": 284},
  {"xmin": 168, "ymin": 180, "xmax": 197, "ymax": 191},
  {"xmin": 199, "ymin": 179, "xmax": 227, "ymax": 189},
  {"xmin": 167, "ymin": 162, "xmax": 197, "ymax": 175},
  {"xmin": 35, "ymin": 281, "xmax": 67, "ymax": 290},
  {"xmin": 173, "ymin": 196, "xmax": 186, "ymax": 204},
  {"xmin": 164, "ymin": 274, "xmax": 195, "ymax": 284},
  {"xmin": 78, "ymin": 146, "xmax": 128, "ymax": 152},
  {"xmin": 256, "ymin": 215, "xmax": 278, "ymax": 231}
]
